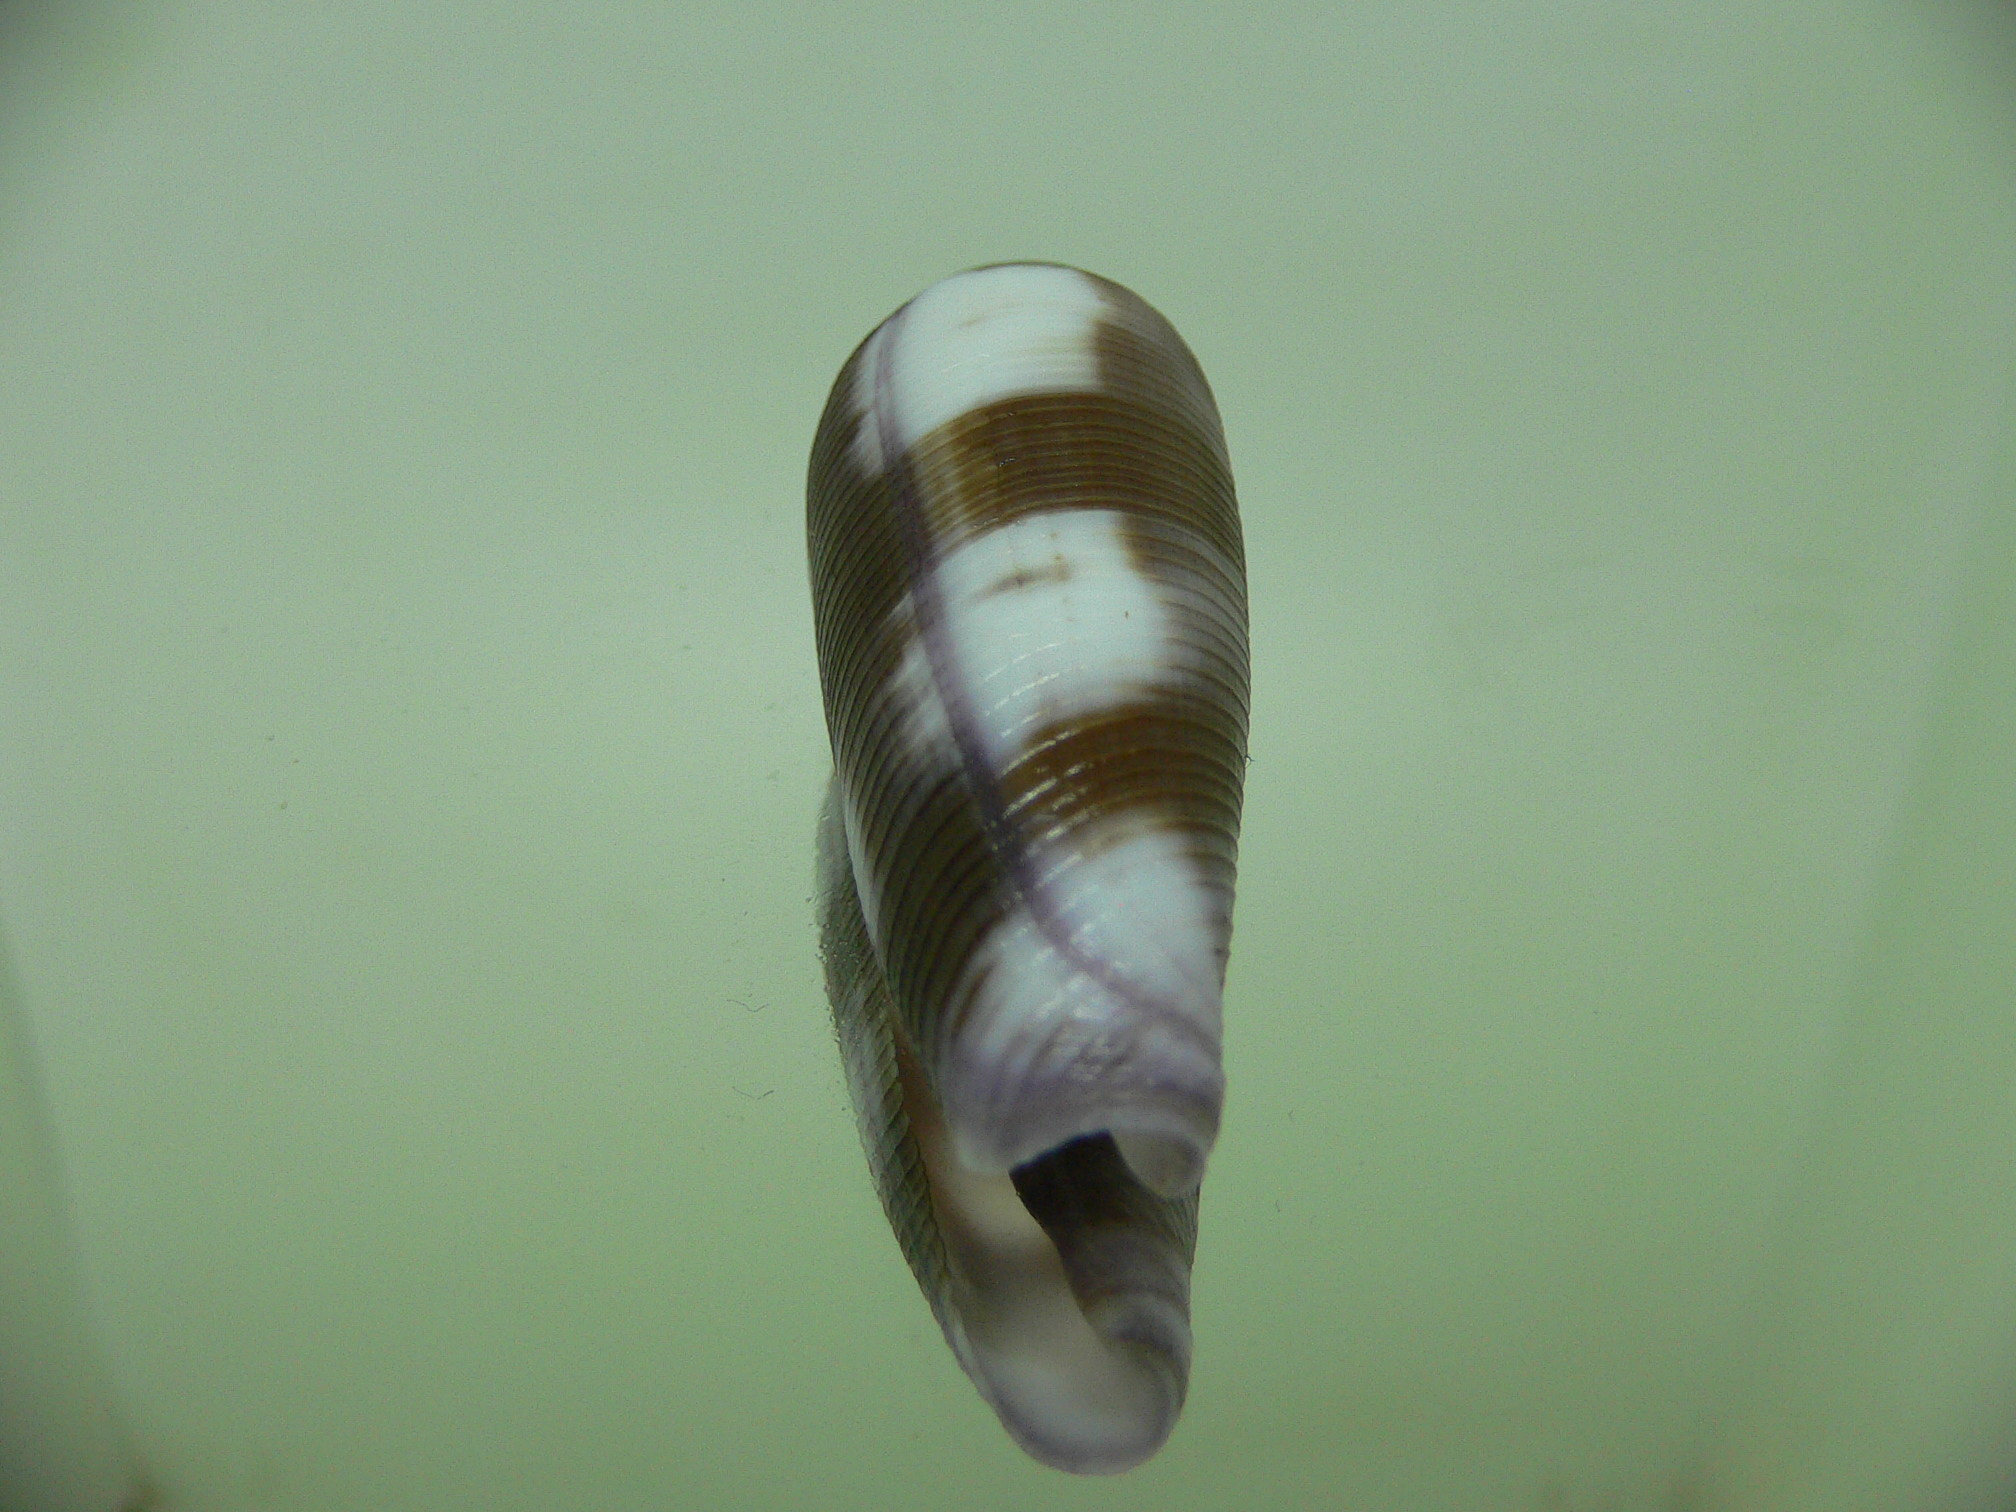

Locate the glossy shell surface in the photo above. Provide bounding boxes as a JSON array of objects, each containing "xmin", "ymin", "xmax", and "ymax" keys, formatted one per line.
[{"xmin": 808, "ymin": 263, "xmax": 1248, "ymax": 1473}]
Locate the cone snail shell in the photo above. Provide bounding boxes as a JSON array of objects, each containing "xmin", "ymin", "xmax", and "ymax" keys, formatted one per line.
[{"xmin": 808, "ymin": 263, "xmax": 1248, "ymax": 1474}]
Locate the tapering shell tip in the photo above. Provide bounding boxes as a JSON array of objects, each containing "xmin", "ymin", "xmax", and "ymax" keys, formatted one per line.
[{"xmin": 847, "ymin": 262, "xmax": 1108, "ymax": 474}]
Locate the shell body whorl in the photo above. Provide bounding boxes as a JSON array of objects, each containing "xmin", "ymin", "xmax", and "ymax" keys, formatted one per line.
[{"xmin": 809, "ymin": 263, "xmax": 1247, "ymax": 1473}]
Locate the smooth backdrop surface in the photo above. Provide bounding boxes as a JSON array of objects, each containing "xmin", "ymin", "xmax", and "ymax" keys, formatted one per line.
[{"xmin": 2, "ymin": 3, "xmax": 2014, "ymax": 1509}]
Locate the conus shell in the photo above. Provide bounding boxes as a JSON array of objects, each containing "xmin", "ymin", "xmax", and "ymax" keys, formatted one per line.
[{"xmin": 808, "ymin": 263, "xmax": 1248, "ymax": 1474}]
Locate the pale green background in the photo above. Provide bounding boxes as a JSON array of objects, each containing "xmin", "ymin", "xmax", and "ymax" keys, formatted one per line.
[{"xmin": 2, "ymin": 3, "xmax": 2014, "ymax": 1509}]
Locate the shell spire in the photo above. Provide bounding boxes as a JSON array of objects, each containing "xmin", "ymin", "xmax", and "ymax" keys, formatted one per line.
[{"xmin": 809, "ymin": 263, "xmax": 1248, "ymax": 1473}]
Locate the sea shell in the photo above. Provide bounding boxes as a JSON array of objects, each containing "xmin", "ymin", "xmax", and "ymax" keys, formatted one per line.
[{"xmin": 808, "ymin": 263, "xmax": 1248, "ymax": 1474}]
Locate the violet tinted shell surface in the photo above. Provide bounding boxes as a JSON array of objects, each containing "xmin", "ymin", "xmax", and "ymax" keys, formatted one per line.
[{"xmin": 808, "ymin": 263, "xmax": 1248, "ymax": 1474}]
